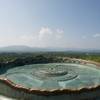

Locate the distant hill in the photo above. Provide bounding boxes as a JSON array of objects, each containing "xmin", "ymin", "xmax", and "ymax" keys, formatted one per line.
[
  {"xmin": 0, "ymin": 45, "xmax": 42, "ymax": 52},
  {"xmin": 0, "ymin": 45, "xmax": 100, "ymax": 53},
  {"xmin": 0, "ymin": 45, "xmax": 61, "ymax": 52}
]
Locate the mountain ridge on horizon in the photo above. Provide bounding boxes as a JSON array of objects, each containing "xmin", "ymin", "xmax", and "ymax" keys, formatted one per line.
[{"xmin": 0, "ymin": 45, "xmax": 100, "ymax": 53}]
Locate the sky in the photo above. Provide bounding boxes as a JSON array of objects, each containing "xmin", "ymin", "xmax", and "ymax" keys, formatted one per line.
[{"xmin": 0, "ymin": 0, "xmax": 100, "ymax": 49}]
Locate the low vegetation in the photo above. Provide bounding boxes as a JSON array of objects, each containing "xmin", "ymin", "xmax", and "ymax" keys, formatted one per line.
[{"xmin": 0, "ymin": 52, "xmax": 100, "ymax": 66}]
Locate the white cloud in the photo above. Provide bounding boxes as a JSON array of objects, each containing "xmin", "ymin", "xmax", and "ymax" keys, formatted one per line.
[
  {"xmin": 38, "ymin": 27, "xmax": 64, "ymax": 40},
  {"xmin": 38, "ymin": 27, "xmax": 53, "ymax": 41},
  {"xmin": 1, "ymin": 28, "xmax": 100, "ymax": 49},
  {"xmin": 39, "ymin": 27, "xmax": 52, "ymax": 34},
  {"xmin": 93, "ymin": 33, "xmax": 100, "ymax": 38},
  {"xmin": 0, "ymin": 27, "xmax": 66, "ymax": 48},
  {"xmin": 37, "ymin": 27, "xmax": 65, "ymax": 47}
]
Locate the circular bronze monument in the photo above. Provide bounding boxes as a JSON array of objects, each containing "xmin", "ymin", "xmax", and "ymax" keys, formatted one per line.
[{"xmin": 0, "ymin": 60, "xmax": 100, "ymax": 100}]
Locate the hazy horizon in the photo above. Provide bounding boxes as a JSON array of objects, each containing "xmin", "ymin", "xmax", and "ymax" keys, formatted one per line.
[{"xmin": 0, "ymin": 0, "xmax": 100, "ymax": 49}]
